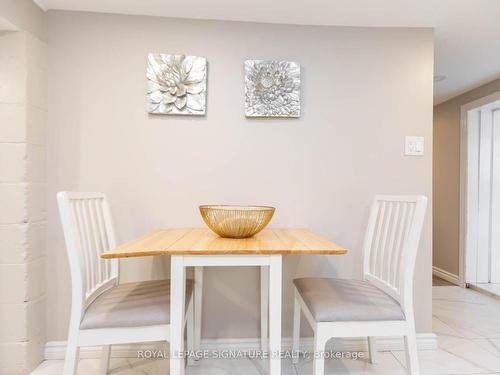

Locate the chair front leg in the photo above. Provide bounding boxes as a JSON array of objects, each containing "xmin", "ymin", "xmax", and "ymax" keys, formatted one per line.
[
  {"xmin": 368, "ymin": 337, "xmax": 377, "ymax": 364},
  {"xmin": 292, "ymin": 289, "xmax": 301, "ymax": 364},
  {"xmin": 100, "ymin": 345, "xmax": 111, "ymax": 374},
  {"xmin": 63, "ymin": 334, "xmax": 80, "ymax": 375},
  {"xmin": 404, "ymin": 326, "xmax": 420, "ymax": 374},
  {"xmin": 312, "ymin": 331, "xmax": 327, "ymax": 375}
]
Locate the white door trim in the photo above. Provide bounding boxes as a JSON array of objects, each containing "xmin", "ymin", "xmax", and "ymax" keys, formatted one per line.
[
  {"xmin": 432, "ymin": 266, "xmax": 460, "ymax": 285},
  {"xmin": 491, "ymin": 109, "xmax": 500, "ymax": 283},
  {"xmin": 459, "ymin": 90, "xmax": 500, "ymax": 287}
]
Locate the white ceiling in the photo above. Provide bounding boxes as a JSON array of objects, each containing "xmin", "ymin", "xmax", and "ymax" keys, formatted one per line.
[{"xmin": 34, "ymin": 0, "xmax": 500, "ymax": 104}]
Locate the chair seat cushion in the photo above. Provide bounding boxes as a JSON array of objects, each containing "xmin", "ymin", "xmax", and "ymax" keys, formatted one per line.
[
  {"xmin": 293, "ymin": 278, "xmax": 405, "ymax": 322},
  {"xmin": 80, "ymin": 279, "xmax": 193, "ymax": 330}
]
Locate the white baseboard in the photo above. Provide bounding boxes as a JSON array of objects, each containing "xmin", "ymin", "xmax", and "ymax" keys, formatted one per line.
[
  {"xmin": 433, "ymin": 266, "xmax": 460, "ymax": 286},
  {"xmin": 45, "ymin": 334, "xmax": 437, "ymax": 360}
]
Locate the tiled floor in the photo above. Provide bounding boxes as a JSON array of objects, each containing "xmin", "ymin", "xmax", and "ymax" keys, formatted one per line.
[
  {"xmin": 469, "ymin": 283, "xmax": 500, "ymax": 300},
  {"xmin": 31, "ymin": 286, "xmax": 500, "ymax": 374}
]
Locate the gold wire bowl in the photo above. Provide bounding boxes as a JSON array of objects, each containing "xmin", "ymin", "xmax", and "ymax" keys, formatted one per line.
[{"xmin": 199, "ymin": 205, "xmax": 276, "ymax": 239}]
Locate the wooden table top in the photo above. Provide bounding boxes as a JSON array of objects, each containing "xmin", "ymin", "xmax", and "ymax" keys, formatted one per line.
[{"xmin": 101, "ymin": 228, "xmax": 347, "ymax": 259}]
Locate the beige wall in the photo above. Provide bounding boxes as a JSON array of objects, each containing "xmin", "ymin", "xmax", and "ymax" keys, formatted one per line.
[
  {"xmin": 433, "ymin": 77, "xmax": 500, "ymax": 276},
  {"xmin": 46, "ymin": 10, "xmax": 434, "ymax": 341}
]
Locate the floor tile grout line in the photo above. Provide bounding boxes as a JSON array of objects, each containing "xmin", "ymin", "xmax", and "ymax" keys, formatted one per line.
[
  {"xmin": 432, "ymin": 315, "xmax": 468, "ymax": 339},
  {"xmin": 437, "ymin": 345, "xmax": 493, "ymax": 373},
  {"xmin": 433, "ymin": 298, "xmax": 488, "ymax": 305},
  {"xmin": 389, "ymin": 350, "xmax": 406, "ymax": 369},
  {"xmin": 470, "ymin": 338, "xmax": 500, "ymax": 358}
]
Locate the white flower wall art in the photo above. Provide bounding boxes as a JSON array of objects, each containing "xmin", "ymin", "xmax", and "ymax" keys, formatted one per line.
[
  {"xmin": 244, "ymin": 60, "xmax": 300, "ymax": 118},
  {"xmin": 147, "ymin": 54, "xmax": 207, "ymax": 115}
]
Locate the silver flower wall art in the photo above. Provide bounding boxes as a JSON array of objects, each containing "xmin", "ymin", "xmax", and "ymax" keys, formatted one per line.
[
  {"xmin": 147, "ymin": 54, "xmax": 207, "ymax": 115},
  {"xmin": 244, "ymin": 60, "xmax": 300, "ymax": 118}
]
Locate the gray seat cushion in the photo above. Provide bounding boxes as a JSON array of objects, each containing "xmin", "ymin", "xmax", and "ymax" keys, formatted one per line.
[
  {"xmin": 293, "ymin": 278, "xmax": 405, "ymax": 322},
  {"xmin": 80, "ymin": 279, "xmax": 194, "ymax": 329}
]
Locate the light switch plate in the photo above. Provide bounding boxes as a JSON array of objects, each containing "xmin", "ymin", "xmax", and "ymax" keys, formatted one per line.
[{"xmin": 405, "ymin": 136, "xmax": 424, "ymax": 156}]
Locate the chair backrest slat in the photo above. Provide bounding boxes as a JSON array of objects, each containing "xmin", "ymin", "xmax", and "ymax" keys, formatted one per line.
[
  {"xmin": 362, "ymin": 195, "xmax": 427, "ymax": 313},
  {"xmin": 369, "ymin": 201, "xmax": 385, "ymax": 277},
  {"xmin": 398, "ymin": 202, "xmax": 415, "ymax": 290},
  {"xmin": 80, "ymin": 200, "xmax": 96, "ymax": 292},
  {"xmin": 384, "ymin": 202, "xmax": 399, "ymax": 282},
  {"xmin": 377, "ymin": 201, "xmax": 393, "ymax": 278},
  {"xmin": 58, "ymin": 192, "xmax": 119, "ymax": 313},
  {"xmin": 73, "ymin": 199, "xmax": 90, "ymax": 293},
  {"xmin": 390, "ymin": 202, "xmax": 407, "ymax": 287},
  {"xmin": 90, "ymin": 199, "xmax": 107, "ymax": 286},
  {"xmin": 94, "ymin": 198, "xmax": 111, "ymax": 278}
]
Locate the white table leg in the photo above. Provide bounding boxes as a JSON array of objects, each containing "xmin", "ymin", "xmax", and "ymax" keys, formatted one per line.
[
  {"xmin": 269, "ymin": 255, "xmax": 282, "ymax": 375},
  {"xmin": 170, "ymin": 256, "xmax": 185, "ymax": 375},
  {"xmin": 194, "ymin": 266, "xmax": 204, "ymax": 354},
  {"xmin": 260, "ymin": 265, "xmax": 269, "ymax": 351}
]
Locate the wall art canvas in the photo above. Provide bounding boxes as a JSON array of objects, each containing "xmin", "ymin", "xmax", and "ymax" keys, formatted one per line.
[
  {"xmin": 147, "ymin": 54, "xmax": 207, "ymax": 115},
  {"xmin": 244, "ymin": 60, "xmax": 300, "ymax": 118}
]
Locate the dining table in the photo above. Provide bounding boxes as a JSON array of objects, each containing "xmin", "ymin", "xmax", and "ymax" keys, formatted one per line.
[{"xmin": 101, "ymin": 228, "xmax": 347, "ymax": 375}]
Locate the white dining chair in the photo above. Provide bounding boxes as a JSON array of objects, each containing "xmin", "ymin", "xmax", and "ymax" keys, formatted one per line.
[
  {"xmin": 292, "ymin": 195, "xmax": 427, "ymax": 375},
  {"xmin": 57, "ymin": 192, "xmax": 195, "ymax": 375}
]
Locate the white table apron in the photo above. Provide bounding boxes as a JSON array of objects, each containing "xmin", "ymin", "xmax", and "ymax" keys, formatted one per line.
[{"xmin": 169, "ymin": 254, "xmax": 283, "ymax": 375}]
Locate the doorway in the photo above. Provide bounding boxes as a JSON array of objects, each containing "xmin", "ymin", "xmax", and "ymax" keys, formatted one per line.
[{"xmin": 461, "ymin": 91, "xmax": 500, "ymax": 295}]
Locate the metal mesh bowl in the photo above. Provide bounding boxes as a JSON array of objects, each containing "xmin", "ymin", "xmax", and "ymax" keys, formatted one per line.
[{"xmin": 199, "ymin": 205, "xmax": 275, "ymax": 239}]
